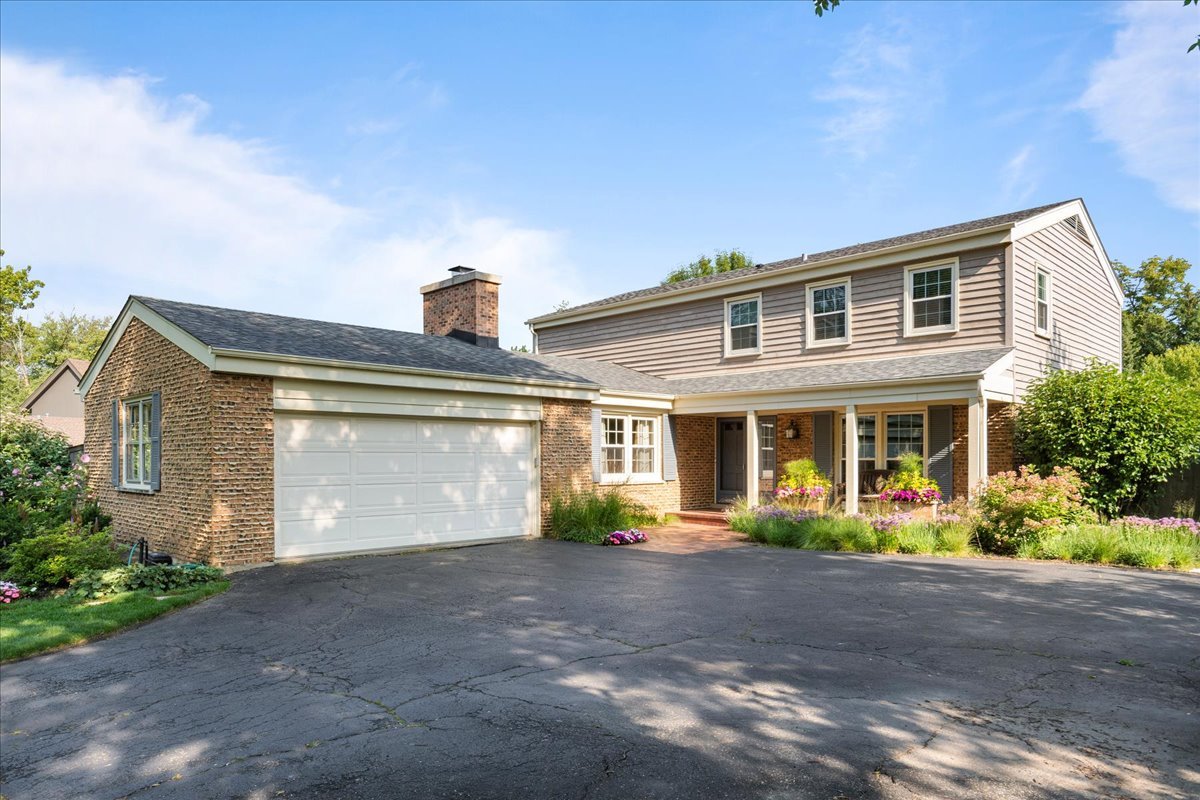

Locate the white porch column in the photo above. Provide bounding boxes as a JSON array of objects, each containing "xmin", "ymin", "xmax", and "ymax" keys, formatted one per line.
[
  {"xmin": 845, "ymin": 404, "xmax": 859, "ymax": 515},
  {"xmin": 967, "ymin": 394, "xmax": 982, "ymax": 493},
  {"xmin": 746, "ymin": 410, "xmax": 760, "ymax": 507}
]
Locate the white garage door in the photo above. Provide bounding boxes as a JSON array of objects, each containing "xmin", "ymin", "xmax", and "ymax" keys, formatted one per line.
[{"xmin": 275, "ymin": 414, "xmax": 535, "ymax": 558}]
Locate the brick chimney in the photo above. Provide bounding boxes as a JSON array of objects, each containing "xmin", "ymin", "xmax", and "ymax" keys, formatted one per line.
[{"xmin": 420, "ymin": 266, "xmax": 502, "ymax": 348}]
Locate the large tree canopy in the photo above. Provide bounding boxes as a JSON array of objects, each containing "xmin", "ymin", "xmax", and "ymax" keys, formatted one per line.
[
  {"xmin": 1114, "ymin": 256, "xmax": 1199, "ymax": 369},
  {"xmin": 663, "ymin": 249, "xmax": 756, "ymax": 285}
]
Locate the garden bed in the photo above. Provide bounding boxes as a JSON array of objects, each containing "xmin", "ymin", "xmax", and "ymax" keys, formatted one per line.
[{"xmin": 0, "ymin": 581, "xmax": 230, "ymax": 663}]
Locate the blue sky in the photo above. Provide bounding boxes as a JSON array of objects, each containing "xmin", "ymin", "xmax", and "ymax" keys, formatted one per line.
[{"xmin": 1, "ymin": 0, "xmax": 1197, "ymax": 347}]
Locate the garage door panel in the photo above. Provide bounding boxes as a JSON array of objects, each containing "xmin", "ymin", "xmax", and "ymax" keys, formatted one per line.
[
  {"xmin": 355, "ymin": 451, "xmax": 418, "ymax": 476},
  {"xmin": 276, "ymin": 414, "xmax": 533, "ymax": 558},
  {"xmin": 354, "ymin": 483, "xmax": 418, "ymax": 509}
]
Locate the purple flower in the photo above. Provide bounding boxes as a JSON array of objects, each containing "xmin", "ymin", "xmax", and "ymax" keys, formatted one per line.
[
  {"xmin": 80, "ymin": 453, "xmax": 92, "ymax": 464},
  {"xmin": 11, "ymin": 468, "xmax": 19, "ymax": 476},
  {"xmin": 1119, "ymin": 516, "xmax": 1199, "ymax": 535}
]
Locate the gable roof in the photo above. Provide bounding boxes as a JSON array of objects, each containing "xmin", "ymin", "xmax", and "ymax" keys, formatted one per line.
[
  {"xmin": 528, "ymin": 200, "xmax": 1078, "ymax": 325},
  {"xmin": 20, "ymin": 358, "xmax": 91, "ymax": 411},
  {"xmin": 531, "ymin": 353, "xmax": 674, "ymax": 395},
  {"xmin": 129, "ymin": 296, "xmax": 595, "ymax": 387}
]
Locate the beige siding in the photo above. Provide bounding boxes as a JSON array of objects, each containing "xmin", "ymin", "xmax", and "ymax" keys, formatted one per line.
[
  {"xmin": 1012, "ymin": 221, "xmax": 1122, "ymax": 397},
  {"xmin": 27, "ymin": 372, "xmax": 85, "ymax": 417},
  {"xmin": 538, "ymin": 247, "xmax": 1008, "ymax": 377}
]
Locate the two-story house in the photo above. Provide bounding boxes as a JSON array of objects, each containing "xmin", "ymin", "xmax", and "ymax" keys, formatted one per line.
[{"xmin": 80, "ymin": 199, "xmax": 1121, "ymax": 566}]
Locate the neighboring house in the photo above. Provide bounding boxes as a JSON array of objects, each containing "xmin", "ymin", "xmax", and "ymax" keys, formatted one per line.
[
  {"xmin": 80, "ymin": 199, "xmax": 1121, "ymax": 567},
  {"xmin": 21, "ymin": 358, "xmax": 90, "ymax": 455}
]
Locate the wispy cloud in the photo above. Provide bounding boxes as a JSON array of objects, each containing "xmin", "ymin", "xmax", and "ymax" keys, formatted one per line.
[
  {"xmin": 0, "ymin": 53, "xmax": 581, "ymax": 346},
  {"xmin": 815, "ymin": 18, "xmax": 943, "ymax": 161},
  {"xmin": 1000, "ymin": 144, "xmax": 1039, "ymax": 206},
  {"xmin": 1077, "ymin": 1, "xmax": 1200, "ymax": 214}
]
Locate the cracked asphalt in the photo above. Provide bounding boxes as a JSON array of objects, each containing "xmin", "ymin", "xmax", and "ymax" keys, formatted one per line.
[{"xmin": 1, "ymin": 539, "xmax": 1198, "ymax": 799}]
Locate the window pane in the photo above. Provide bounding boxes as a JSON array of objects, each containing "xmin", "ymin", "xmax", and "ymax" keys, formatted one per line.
[
  {"xmin": 812, "ymin": 285, "xmax": 845, "ymax": 314},
  {"xmin": 730, "ymin": 324, "xmax": 758, "ymax": 351},
  {"xmin": 143, "ymin": 443, "xmax": 152, "ymax": 481},
  {"xmin": 886, "ymin": 414, "xmax": 924, "ymax": 467},
  {"xmin": 603, "ymin": 447, "xmax": 625, "ymax": 474},
  {"xmin": 632, "ymin": 448, "xmax": 654, "ymax": 474},
  {"xmin": 1037, "ymin": 302, "xmax": 1049, "ymax": 330},
  {"xmin": 729, "ymin": 300, "xmax": 758, "ymax": 327},
  {"xmin": 912, "ymin": 297, "xmax": 952, "ymax": 329},
  {"xmin": 760, "ymin": 419, "xmax": 776, "ymax": 477},
  {"xmin": 840, "ymin": 414, "xmax": 876, "ymax": 461},
  {"xmin": 603, "ymin": 417, "xmax": 624, "ymax": 446},
  {"xmin": 632, "ymin": 418, "xmax": 654, "ymax": 447},
  {"xmin": 912, "ymin": 267, "xmax": 952, "ymax": 300},
  {"xmin": 814, "ymin": 314, "xmax": 846, "ymax": 341},
  {"xmin": 1037, "ymin": 272, "xmax": 1048, "ymax": 301}
]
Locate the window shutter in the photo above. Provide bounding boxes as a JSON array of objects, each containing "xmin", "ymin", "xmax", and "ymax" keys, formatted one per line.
[
  {"xmin": 149, "ymin": 392, "xmax": 162, "ymax": 492},
  {"xmin": 662, "ymin": 415, "xmax": 678, "ymax": 482},
  {"xmin": 927, "ymin": 405, "xmax": 953, "ymax": 497},
  {"xmin": 812, "ymin": 411, "xmax": 833, "ymax": 480},
  {"xmin": 591, "ymin": 407, "xmax": 603, "ymax": 483},
  {"xmin": 110, "ymin": 399, "xmax": 120, "ymax": 486}
]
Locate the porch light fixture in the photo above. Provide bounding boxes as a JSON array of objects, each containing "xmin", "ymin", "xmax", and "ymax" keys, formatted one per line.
[{"xmin": 782, "ymin": 421, "xmax": 799, "ymax": 440}]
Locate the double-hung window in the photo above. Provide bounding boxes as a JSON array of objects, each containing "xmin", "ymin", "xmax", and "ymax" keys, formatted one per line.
[
  {"xmin": 906, "ymin": 261, "xmax": 957, "ymax": 335},
  {"xmin": 807, "ymin": 278, "xmax": 851, "ymax": 347},
  {"xmin": 725, "ymin": 295, "xmax": 762, "ymax": 356},
  {"xmin": 885, "ymin": 413, "xmax": 925, "ymax": 471},
  {"xmin": 759, "ymin": 417, "xmax": 776, "ymax": 479},
  {"xmin": 601, "ymin": 414, "xmax": 659, "ymax": 481},
  {"xmin": 1035, "ymin": 268, "xmax": 1052, "ymax": 337},
  {"xmin": 122, "ymin": 396, "xmax": 154, "ymax": 489},
  {"xmin": 839, "ymin": 414, "xmax": 877, "ymax": 483}
]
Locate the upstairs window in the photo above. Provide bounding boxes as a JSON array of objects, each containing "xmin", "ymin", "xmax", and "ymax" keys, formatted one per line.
[
  {"xmin": 807, "ymin": 278, "xmax": 851, "ymax": 347},
  {"xmin": 725, "ymin": 295, "xmax": 762, "ymax": 356},
  {"xmin": 1035, "ymin": 268, "xmax": 1052, "ymax": 336},
  {"xmin": 906, "ymin": 262, "xmax": 957, "ymax": 336}
]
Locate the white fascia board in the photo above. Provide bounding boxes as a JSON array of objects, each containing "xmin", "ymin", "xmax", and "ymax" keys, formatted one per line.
[
  {"xmin": 78, "ymin": 298, "xmax": 215, "ymax": 399},
  {"xmin": 981, "ymin": 350, "xmax": 1017, "ymax": 403},
  {"xmin": 212, "ymin": 351, "xmax": 600, "ymax": 401},
  {"xmin": 528, "ymin": 227, "xmax": 1014, "ymax": 330},
  {"xmin": 1010, "ymin": 199, "xmax": 1122, "ymax": 306},
  {"xmin": 671, "ymin": 377, "xmax": 982, "ymax": 415},
  {"xmin": 594, "ymin": 391, "xmax": 675, "ymax": 411}
]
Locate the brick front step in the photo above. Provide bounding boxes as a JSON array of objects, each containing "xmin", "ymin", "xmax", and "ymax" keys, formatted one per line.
[{"xmin": 673, "ymin": 509, "xmax": 732, "ymax": 527}]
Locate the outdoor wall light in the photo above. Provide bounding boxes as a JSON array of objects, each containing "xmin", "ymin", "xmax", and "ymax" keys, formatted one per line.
[{"xmin": 782, "ymin": 421, "xmax": 799, "ymax": 439}]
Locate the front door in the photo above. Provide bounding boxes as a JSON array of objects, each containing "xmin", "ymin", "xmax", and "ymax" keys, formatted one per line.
[{"xmin": 717, "ymin": 418, "xmax": 746, "ymax": 503}]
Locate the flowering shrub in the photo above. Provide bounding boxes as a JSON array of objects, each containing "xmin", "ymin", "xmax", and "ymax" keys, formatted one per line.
[
  {"xmin": 975, "ymin": 466, "xmax": 1097, "ymax": 554},
  {"xmin": 864, "ymin": 513, "xmax": 914, "ymax": 533},
  {"xmin": 2, "ymin": 527, "xmax": 123, "ymax": 591},
  {"xmin": 1119, "ymin": 516, "xmax": 1199, "ymax": 535},
  {"xmin": 603, "ymin": 529, "xmax": 648, "ymax": 546},
  {"xmin": 0, "ymin": 580, "xmax": 21, "ymax": 603},
  {"xmin": 776, "ymin": 459, "xmax": 832, "ymax": 497},
  {"xmin": 879, "ymin": 452, "xmax": 942, "ymax": 504},
  {"xmin": 750, "ymin": 505, "xmax": 822, "ymax": 524}
]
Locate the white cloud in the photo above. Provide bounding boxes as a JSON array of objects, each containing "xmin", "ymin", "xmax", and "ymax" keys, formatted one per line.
[
  {"xmin": 0, "ymin": 53, "xmax": 581, "ymax": 347},
  {"xmin": 815, "ymin": 19, "xmax": 942, "ymax": 161},
  {"xmin": 1000, "ymin": 144, "xmax": 1039, "ymax": 206},
  {"xmin": 1078, "ymin": 1, "xmax": 1200, "ymax": 214}
]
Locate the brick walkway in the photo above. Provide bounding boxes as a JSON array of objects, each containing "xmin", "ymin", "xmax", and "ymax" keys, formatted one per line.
[{"xmin": 631, "ymin": 522, "xmax": 751, "ymax": 554}]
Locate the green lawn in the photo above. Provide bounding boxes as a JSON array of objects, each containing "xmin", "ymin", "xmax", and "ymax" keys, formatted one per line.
[{"xmin": 0, "ymin": 582, "xmax": 230, "ymax": 663}]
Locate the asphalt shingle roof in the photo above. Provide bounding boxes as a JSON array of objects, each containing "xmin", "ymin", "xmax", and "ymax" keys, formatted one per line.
[
  {"xmin": 530, "ymin": 354, "xmax": 675, "ymax": 395},
  {"xmin": 529, "ymin": 200, "xmax": 1074, "ymax": 321},
  {"xmin": 134, "ymin": 296, "xmax": 596, "ymax": 386},
  {"xmin": 665, "ymin": 348, "xmax": 1012, "ymax": 396}
]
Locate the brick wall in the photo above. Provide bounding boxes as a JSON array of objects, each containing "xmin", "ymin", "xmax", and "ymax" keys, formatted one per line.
[
  {"xmin": 988, "ymin": 401, "xmax": 1018, "ymax": 476},
  {"xmin": 85, "ymin": 319, "xmax": 276, "ymax": 567},
  {"xmin": 676, "ymin": 416, "xmax": 714, "ymax": 509},
  {"xmin": 538, "ymin": 398, "xmax": 593, "ymax": 529},
  {"xmin": 422, "ymin": 277, "xmax": 499, "ymax": 345},
  {"xmin": 952, "ymin": 405, "xmax": 969, "ymax": 499}
]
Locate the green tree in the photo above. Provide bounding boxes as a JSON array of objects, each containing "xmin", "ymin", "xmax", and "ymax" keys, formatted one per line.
[
  {"xmin": 1143, "ymin": 344, "xmax": 1200, "ymax": 385},
  {"xmin": 812, "ymin": 0, "xmax": 841, "ymax": 16},
  {"xmin": 1114, "ymin": 256, "xmax": 1200, "ymax": 369},
  {"xmin": 0, "ymin": 251, "xmax": 44, "ymax": 399},
  {"xmin": 28, "ymin": 311, "xmax": 110, "ymax": 375},
  {"xmin": 663, "ymin": 249, "xmax": 755, "ymax": 285},
  {"xmin": 1015, "ymin": 362, "xmax": 1200, "ymax": 516}
]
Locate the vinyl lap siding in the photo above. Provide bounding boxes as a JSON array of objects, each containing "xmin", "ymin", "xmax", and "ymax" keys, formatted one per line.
[
  {"xmin": 537, "ymin": 248, "xmax": 1007, "ymax": 378},
  {"xmin": 1012, "ymin": 221, "xmax": 1122, "ymax": 397}
]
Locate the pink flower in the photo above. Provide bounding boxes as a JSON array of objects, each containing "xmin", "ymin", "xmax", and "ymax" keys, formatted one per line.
[
  {"xmin": 11, "ymin": 468, "xmax": 19, "ymax": 476},
  {"xmin": 80, "ymin": 453, "xmax": 91, "ymax": 464}
]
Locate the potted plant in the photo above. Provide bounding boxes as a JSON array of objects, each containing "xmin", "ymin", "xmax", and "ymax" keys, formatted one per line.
[
  {"xmin": 878, "ymin": 452, "xmax": 942, "ymax": 519},
  {"xmin": 774, "ymin": 458, "xmax": 832, "ymax": 512}
]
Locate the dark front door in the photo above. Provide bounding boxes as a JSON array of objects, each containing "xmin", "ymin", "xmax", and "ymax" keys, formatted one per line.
[{"xmin": 718, "ymin": 418, "xmax": 746, "ymax": 503}]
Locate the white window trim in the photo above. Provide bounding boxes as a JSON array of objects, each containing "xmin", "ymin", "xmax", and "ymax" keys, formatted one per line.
[
  {"xmin": 836, "ymin": 408, "xmax": 930, "ymax": 485},
  {"xmin": 903, "ymin": 258, "xmax": 959, "ymax": 338},
  {"xmin": 121, "ymin": 395, "xmax": 153, "ymax": 491},
  {"xmin": 759, "ymin": 416, "xmax": 776, "ymax": 479},
  {"xmin": 599, "ymin": 413, "xmax": 663, "ymax": 484},
  {"xmin": 805, "ymin": 276, "xmax": 852, "ymax": 349},
  {"xmin": 724, "ymin": 293, "xmax": 763, "ymax": 357},
  {"xmin": 1035, "ymin": 266, "xmax": 1053, "ymax": 339}
]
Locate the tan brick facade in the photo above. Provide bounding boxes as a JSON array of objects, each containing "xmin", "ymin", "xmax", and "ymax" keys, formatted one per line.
[
  {"xmin": 987, "ymin": 401, "xmax": 1018, "ymax": 476},
  {"xmin": 952, "ymin": 405, "xmax": 969, "ymax": 499},
  {"xmin": 677, "ymin": 416, "xmax": 715, "ymax": 509},
  {"xmin": 422, "ymin": 275, "xmax": 500, "ymax": 346},
  {"xmin": 538, "ymin": 398, "xmax": 593, "ymax": 528},
  {"xmin": 85, "ymin": 319, "xmax": 275, "ymax": 567}
]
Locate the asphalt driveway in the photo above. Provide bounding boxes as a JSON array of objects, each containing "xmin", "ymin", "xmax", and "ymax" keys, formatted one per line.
[{"xmin": 2, "ymin": 540, "xmax": 1197, "ymax": 799}]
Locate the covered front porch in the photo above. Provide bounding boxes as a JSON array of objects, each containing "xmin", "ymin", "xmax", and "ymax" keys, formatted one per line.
[{"xmin": 672, "ymin": 381, "xmax": 1017, "ymax": 514}]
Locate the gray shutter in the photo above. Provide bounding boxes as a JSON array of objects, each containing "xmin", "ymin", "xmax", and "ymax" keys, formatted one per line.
[
  {"xmin": 927, "ymin": 405, "xmax": 953, "ymax": 496},
  {"xmin": 591, "ymin": 407, "xmax": 603, "ymax": 483},
  {"xmin": 812, "ymin": 411, "xmax": 833, "ymax": 480},
  {"xmin": 110, "ymin": 399, "xmax": 120, "ymax": 486},
  {"xmin": 662, "ymin": 414, "xmax": 678, "ymax": 482},
  {"xmin": 149, "ymin": 392, "xmax": 162, "ymax": 491}
]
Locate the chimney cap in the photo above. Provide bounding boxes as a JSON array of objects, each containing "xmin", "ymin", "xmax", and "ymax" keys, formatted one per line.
[
  {"xmin": 448, "ymin": 265, "xmax": 475, "ymax": 275},
  {"xmin": 419, "ymin": 267, "xmax": 503, "ymax": 294}
]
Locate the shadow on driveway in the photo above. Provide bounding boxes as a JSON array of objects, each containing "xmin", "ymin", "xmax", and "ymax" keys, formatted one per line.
[{"xmin": 2, "ymin": 541, "xmax": 1198, "ymax": 799}]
